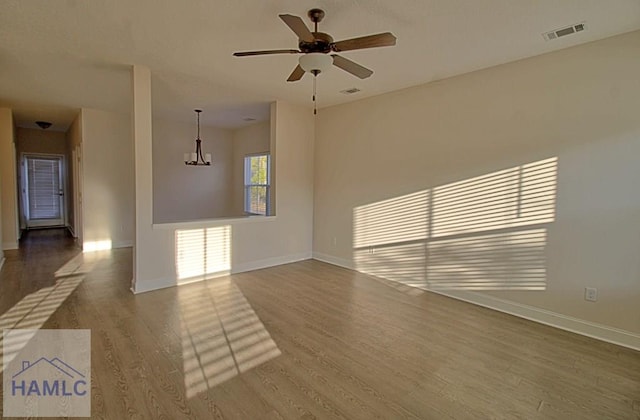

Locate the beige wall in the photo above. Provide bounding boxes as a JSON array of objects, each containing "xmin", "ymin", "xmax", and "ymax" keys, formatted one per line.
[
  {"xmin": 231, "ymin": 121, "xmax": 271, "ymax": 215},
  {"xmin": 0, "ymin": 108, "xmax": 19, "ymax": 250},
  {"xmin": 16, "ymin": 128, "xmax": 67, "ymax": 155},
  {"xmin": 81, "ymin": 108, "xmax": 134, "ymax": 249},
  {"xmin": 313, "ymin": 31, "xmax": 640, "ymax": 347},
  {"xmin": 152, "ymin": 119, "xmax": 233, "ymax": 223}
]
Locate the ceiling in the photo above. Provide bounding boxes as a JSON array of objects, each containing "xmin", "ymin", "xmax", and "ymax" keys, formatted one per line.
[{"xmin": 1, "ymin": 0, "xmax": 639, "ymax": 131}]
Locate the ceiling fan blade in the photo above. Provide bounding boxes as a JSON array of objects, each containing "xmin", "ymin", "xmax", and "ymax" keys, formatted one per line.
[
  {"xmin": 279, "ymin": 14, "xmax": 315, "ymax": 43},
  {"xmin": 287, "ymin": 65, "xmax": 305, "ymax": 82},
  {"xmin": 332, "ymin": 55, "xmax": 373, "ymax": 79},
  {"xmin": 233, "ymin": 49, "xmax": 300, "ymax": 57},
  {"xmin": 332, "ymin": 32, "xmax": 396, "ymax": 52}
]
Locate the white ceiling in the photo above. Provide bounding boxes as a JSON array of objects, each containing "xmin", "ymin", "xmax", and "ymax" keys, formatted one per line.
[{"xmin": 1, "ymin": 0, "xmax": 639, "ymax": 130}]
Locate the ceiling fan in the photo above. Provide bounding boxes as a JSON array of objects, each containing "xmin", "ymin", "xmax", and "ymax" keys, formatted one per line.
[{"xmin": 233, "ymin": 8, "xmax": 397, "ymax": 82}]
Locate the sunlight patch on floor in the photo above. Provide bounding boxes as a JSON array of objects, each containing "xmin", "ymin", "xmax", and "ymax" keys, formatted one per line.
[
  {"xmin": 0, "ymin": 251, "xmax": 106, "ymax": 370},
  {"xmin": 179, "ymin": 278, "xmax": 280, "ymax": 398}
]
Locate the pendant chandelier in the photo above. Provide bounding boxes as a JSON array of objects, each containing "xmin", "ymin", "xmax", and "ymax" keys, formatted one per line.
[{"xmin": 184, "ymin": 109, "xmax": 211, "ymax": 166}]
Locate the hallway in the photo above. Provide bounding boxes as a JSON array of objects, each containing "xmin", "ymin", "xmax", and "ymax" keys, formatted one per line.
[{"xmin": 0, "ymin": 228, "xmax": 131, "ymax": 314}]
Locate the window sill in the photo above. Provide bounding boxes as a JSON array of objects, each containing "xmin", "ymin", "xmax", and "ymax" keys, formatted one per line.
[{"xmin": 152, "ymin": 215, "xmax": 277, "ymax": 230}]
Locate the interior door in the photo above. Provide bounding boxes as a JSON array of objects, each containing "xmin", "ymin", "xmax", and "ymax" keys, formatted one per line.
[{"xmin": 24, "ymin": 155, "xmax": 65, "ymax": 228}]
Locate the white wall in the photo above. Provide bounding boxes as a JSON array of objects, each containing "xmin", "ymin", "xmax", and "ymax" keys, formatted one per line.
[
  {"xmin": 0, "ymin": 108, "xmax": 19, "ymax": 250},
  {"xmin": 81, "ymin": 108, "xmax": 134, "ymax": 249},
  {"xmin": 231, "ymin": 121, "xmax": 271, "ymax": 215},
  {"xmin": 133, "ymin": 65, "xmax": 314, "ymax": 293},
  {"xmin": 153, "ymin": 118, "xmax": 233, "ymax": 223},
  {"xmin": 313, "ymin": 31, "xmax": 640, "ymax": 349},
  {"xmin": 228, "ymin": 101, "xmax": 313, "ymax": 271}
]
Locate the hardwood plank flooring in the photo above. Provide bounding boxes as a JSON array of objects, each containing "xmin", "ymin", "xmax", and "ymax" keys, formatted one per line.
[{"xmin": 0, "ymin": 229, "xmax": 639, "ymax": 419}]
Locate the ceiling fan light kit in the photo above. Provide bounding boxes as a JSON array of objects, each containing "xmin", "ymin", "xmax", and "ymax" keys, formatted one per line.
[
  {"xmin": 233, "ymin": 8, "xmax": 396, "ymax": 113},
  {"xmin": 299, "ymin": 53, "xmax": 332, "ymax": 74},
  {"xmin": 184, "ymin": 109, "xmax": 212, "ymax": 166}
]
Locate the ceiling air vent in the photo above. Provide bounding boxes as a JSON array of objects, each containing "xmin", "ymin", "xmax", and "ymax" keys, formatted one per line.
[
  {"xmin": 340, "ymin": 88, "xmax": 361, "ymax": 95},
  {"xmin": 543, "ymin": 22, "xmax": 586, "ymax": 41}
]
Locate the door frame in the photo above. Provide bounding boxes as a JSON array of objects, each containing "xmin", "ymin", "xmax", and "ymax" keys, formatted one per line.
[
  {"xmin": 21, "ymin": 153, "xmax": 68, "ymax": 229},
  {"xmin": 72, "ymin": 144, "xmax": 83, "ymax": 246}
]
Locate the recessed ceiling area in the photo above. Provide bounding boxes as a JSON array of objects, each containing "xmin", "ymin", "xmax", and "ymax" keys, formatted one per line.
[
  {"xmin": 1, "ymin": 0, "xmax": 639, "ymax": 129},
  {"xmin": 6, "ymin": 104, "xmax": 79, "ymax": 132}
]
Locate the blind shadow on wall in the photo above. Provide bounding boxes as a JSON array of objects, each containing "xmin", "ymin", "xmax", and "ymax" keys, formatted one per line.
[{"xmin": 353, "ymin": 157, "xmax": 557, "ymax": 291}]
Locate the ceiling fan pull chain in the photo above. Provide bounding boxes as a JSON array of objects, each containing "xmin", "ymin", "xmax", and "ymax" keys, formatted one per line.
[{"xmin": 313, "ymin": 75, "xmax": 317, "ymax": 115}]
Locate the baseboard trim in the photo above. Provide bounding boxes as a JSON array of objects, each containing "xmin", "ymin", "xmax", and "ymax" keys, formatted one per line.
[
  {"xmin": 430, "ymin": 289, "xmax": 640, "ymax": 351},
  {"xmin": 112, "ymin": 240, "xmax": 133, "ymax": 249},
  {"xmin": 132, "ymin": 277, "xmax": 172, "ymax": 294},
  {"xmin": 82, "ymin": 240, "xmax": 133, "ymax": 252},
  {"xmin": 231, "ymin": 251, "xmax": 312, "ymax": 274},
  {"xmin": 312, "ymin": 252, "xmax": 355, "ymax": 270},
  {"xmin": 132, "ymin": 273, "xmax": 229, "ymax": 294},
  {"xmin": 132, "ymin": 251, "xmax": 313, "ymax": 294},
  {"xmin": 313, "ymin": 252, "xmax": 640, "ymax": 352},
  {"xmin": 2, "ymin": 242, "xmax": 18, "ymax": 251},
  {"xmin": 67, "ymin": 225, "xmax": 76, "ymax": 237}
]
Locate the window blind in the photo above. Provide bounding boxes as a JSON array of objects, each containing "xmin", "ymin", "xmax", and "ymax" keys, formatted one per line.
[{"xmin": 27, "ymin": 157, "xmax": 61, "ymax": 220}]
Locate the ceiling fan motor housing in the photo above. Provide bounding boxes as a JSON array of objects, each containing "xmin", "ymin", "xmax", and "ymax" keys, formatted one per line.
[{"xmin": 299, "ymin": 32, "xmax": 334, "ymax": 54}]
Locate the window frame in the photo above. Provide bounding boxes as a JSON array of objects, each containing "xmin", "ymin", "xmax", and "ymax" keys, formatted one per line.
[{"xmin": 243, "ymin": 153, "xmax": 271, "ymax": 216}]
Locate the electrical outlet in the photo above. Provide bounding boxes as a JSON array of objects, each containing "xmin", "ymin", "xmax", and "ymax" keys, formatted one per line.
[
  {"xmin": 585, "ymin": 287, "xmax": 598, "ymax": 302},
  {"xmin": 332, "ymin": 237, "xmax": 337, "ymax": 246}
]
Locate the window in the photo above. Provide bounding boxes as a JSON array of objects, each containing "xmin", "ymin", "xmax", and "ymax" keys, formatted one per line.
[
  {"xmin": 24, "ymin": 155, "xmax": 65, "ymax": 227},
  {"xmin": 244, "ymin": 154, "xmax": 270, "ymax": 215}
]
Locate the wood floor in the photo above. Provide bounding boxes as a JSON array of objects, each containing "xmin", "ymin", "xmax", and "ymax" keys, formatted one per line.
[{"xmin": 1, "ymin": 229, "xmax": 639, "ymax": 419}]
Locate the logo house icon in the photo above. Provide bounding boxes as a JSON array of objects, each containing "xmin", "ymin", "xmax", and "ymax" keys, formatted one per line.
[{"xmin": 12, "ymin": 357, "xmax": 88, "ymax": 397}]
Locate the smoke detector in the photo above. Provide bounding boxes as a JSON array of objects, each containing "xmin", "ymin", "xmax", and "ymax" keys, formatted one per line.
[{"xmin": 543, "ymin": 22, "xmax": 586, "ymax": 41}]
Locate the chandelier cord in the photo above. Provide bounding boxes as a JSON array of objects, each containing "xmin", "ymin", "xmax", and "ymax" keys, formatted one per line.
[
  {"xmin": 196, "ymin": 111, "xmax": 205, "ymax": 162},
  {"xmin": 196, "ymin": 109, "xmax": 200, "ymax": 140}
]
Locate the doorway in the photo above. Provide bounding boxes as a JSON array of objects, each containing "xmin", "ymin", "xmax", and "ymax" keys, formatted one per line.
[{"xmin": 22, "ymin": 154, "xmax": 66, "ymax": 228}]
